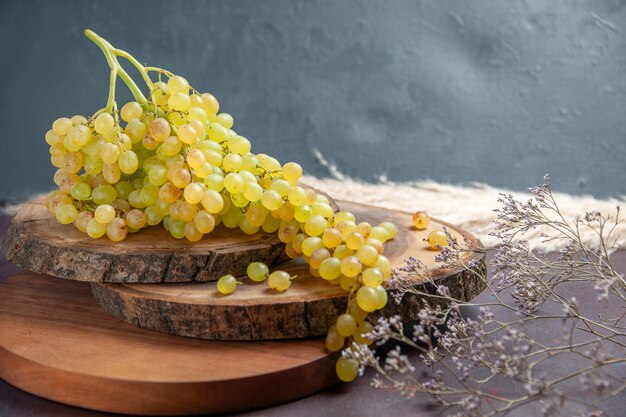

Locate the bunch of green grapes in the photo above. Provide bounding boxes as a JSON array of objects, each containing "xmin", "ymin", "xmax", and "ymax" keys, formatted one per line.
[{"xmin": 46, "ymin": 30, "xmax": 403, "ymax": 383}]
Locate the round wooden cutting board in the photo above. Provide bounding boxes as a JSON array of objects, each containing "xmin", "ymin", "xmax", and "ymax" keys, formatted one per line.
[
  {"xmin": 92, "ymin": 202, "xmax": 486, "ymax": 340},
  {"xmin": 0, "ymin": 273, "xmax": 339, "ymax": 415}
]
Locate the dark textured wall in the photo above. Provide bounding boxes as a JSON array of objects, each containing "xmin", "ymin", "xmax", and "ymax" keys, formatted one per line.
[{"xmin": 1, "ymin": 0, "xmax": 625, "ymax": 200}]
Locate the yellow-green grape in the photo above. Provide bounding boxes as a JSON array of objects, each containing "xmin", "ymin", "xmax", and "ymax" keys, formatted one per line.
[
  {"xmin": 243, "ymin": 182, "xmax": 263, "ymax": 202},
  {"xmin": 111, "ymin": 199, "xmax": 131, "ymax": 213},
  {"xmin": 188, "ymin": 108, "xmax": 208, "ymax": 125},
  {"xmin": 247, "ymin": 262, "xmax": 269, "ymax": 282},
  {"xmin": 170, "ymin": 200, "xmax": 197, "ymax": 222},
  {"xmin": 316, "ymin": 194, "xmax": 330, "ymax": 204},
  {"xmin": 412, "ymin": 211, "xmax": 430, "ymax": 230},
  {"xmin": 118, "ymin": 151, "xmax": 139, "ymax": 174},
  {"xmin": 165, "ymin": 154, "xmax": 185, "ymax": 168},
  {"xmin": 228, "ymin": 135, "xmax": 251, "ymax": 155},
  {"xmin": 284, "ymin": 243, "xmax": 299, "ymax": 259},
  {"xmin": 356, "ymin": 286, "xmax": 379, "ymax": 312},
  {"xmin": 333, "ymin": 244, "xmax": 355, "ymax": 260},
  {"xmin": 369, "ymin": 226, "xmax": 389, "ymax": 242},
  {"xmin": 150, "ymin": 118, "xmax": 171, "ymax": 141},
  {"xmin": 94, "ymin": 113, "xmax": 115, "ymax": 135},
  {"xmin": 194, "ymin": 162, "xmax": 213, "ymax": 179},
  {"xmin": 319, "ymin": 256, "xmax": 342, "ymax": 280},
  {"xmin": 168, "ymin": 92, "xmax": 191, "ymax": 112},
  {"xmin": 102, "ymin": 163, "xmax": 121, "ymax": 184},
  {"xmin": 55, "ymin": 203, "xmax": 78, "ymax": 225},
  {"xmin": 83, "ymin": 156, "xmax": 102, "ymax": 175},
  {"xmin": 142, "ymin": 134, "xmax": 159, "ymax": 150},
  {"xmin": 336, "ymin": 357, "xmax": 359, "ymax": 383},
  {"xmin": 223, "ymin": 153, "xmax": 242, "ymax": 173},
  {"xmin": 223, "ymin": 173, "xmax": 244, "ymax": 193},
  {"xmin": 64, "ymin": 125, "xmax": 91, "ymax": 151},
  {"xmin": 61, "ymin": 152, "xmax": 83, "ymax": 173},
  {"xmin": 309, "ymin": 248, "xmax": 331, "ymax": 269},
  {"xmin": 291, "ymin": 233, "xmax": 306, "ymax": 253},
  {"xmin": 261, "ymin": 213, "xmax": 281, "ymax": 233},
  {"xmin": 294, "ymin": 204, "xmax": 312, "ymax": 222},
  {"xmin": 70, "ymin": 115, "xmax": 88, "ymax": 125},
  {"xmin": 120, "ymin": 102, "xmax": 143, "ymax": 122},
  {"xmin": 301, "ymin": 236, "xmax": 324, "ymax": 256},
  {"xmin": 361, "ymin": 267, "xmax": 384, "ymax": 288},
  {"xmin": 92, "ymin": 184, "xmax": 117, "ymax": 205},
  {"xmin": 201, "ymin": 93, "xmax": 219, "ymax": 116},
  {"xmin": 204, "ymin": 173, "xmax": 224, "ymax": 192},
  {"xmin": 336, "ymin": 220, "xmax": 357, "ymax": 240},
  {"xmin": 194, "ymin": 210, "xmax": 216, "ymax": 234},
  {"xmin": 221, "ymin": 206, "xmax": 242, "ymax": 228},
  {"xmin": 204, "ymin": 150, "xmax": 224, "ymax": 168},
  {"xmin": 128, "ymin": 190, "xmax": 146, "ymax": 208},
  {"xmin": 246, "ymin": 205, "xmax": 267, "ymax": 227},
  {"xmin": 340, "ymin": 256, "xmax": 362, "ymax": 278},
  {"xmin": 241, "ymin": 154, "xmax": 258, "ymax": 172},
  {"xmin": 45, "ymin": 191, "xmax": 72, "ymax": 214},
  {"xmin": 125, "ymin": 119, "xmax": 146, "ymax": 143},
  {"xmin": 339, "ymin": 274, "xmax": 358, "ymax": 291},
  {"xmin": 325, "ymin": 326, "xmax": 345, "ymax": 352},
  {"xmin": 375, "ymin": 255, "xmax": 392, "ymax": 279},
  {"xmin": 100, "ymin": 143, "xmax": 121, "ymax": 165},
  {"xmin": 50, "ymin": 143, "xmax": 67, "ymax": 158},
  {"xmin": 178, "ymin": 124, "xmax": 198, "ymax": 144},
  {"xmin": 160, "ymin": 136, "xmax": 183, "ymax": 156},
  {"xmin": 282, "ymin": 162, "xmax": 302, "ymax": 184},
  {"xmin": 159, "ymin": 182, "xmax": 181, "ymax": 204},
  {"xmin": 379, "ymin": 221, "xmax": 397, "ymax": 239},
  {"xmin": 336, "ymin": 314, "xmax": 357, "ymax": 337},
  {"xmin": 184, "ymin": 222, "xmax": 203, "ymax": 242},
  {"xmin": 353, "ymin": 321, "xmax": 374, "ymax": 345},
  {"xmin": 70, "ymin": 182, "xmax": 91, "ymax": 201},
  {"xmin": 374, "ymin": 285, "xmax": 388, "ymax": 309},
  {"xmin": 354, "ymin": 222, "xmax": 372, "ymax": 239},
  {"xmin": 238, "ymin": 215, "xmax": 259, "ymax": 234},
  {"xmin": 365, "ymin": 238, "xmax": 384, "ymax": 254},
  {"xmin": 311, "ymin": 202, "xmax": 333, "ymax": 219},
  {"xmin": 52, "ymin": 117, "xmax": 73, "ymax": 136},
  {"xmin": 125, "ymin": 209, "xmax": 147, "ymax": 229},
  {"xmin": 238, "ymin": 169, "xmax": 256, "ymax": 185},
  {"xmin": 428, "ymin": 230, "xmax": 448, "ymax": 250},
  {"xmin": 215, "ymin": 112, "xmax": 234, "ymax": 129},
  {"xmin": 287, "ymin": 186, "xmax": 307, "ymax": 206},
  {"xmin": 217, "ymin": 274, "xmax": 238, "ymax": 295},
  {"xmin": 74, "ymin": 211, "xmax": 93, "ymax": 233},
  {"xmin": 304, "ymin": 214, "xmax": 328, "ymax": 237},
  {"xmin": 149, "ymin": 165, "xmax": 168, "ymax": 186},
  {"xmin": 334, "ymin": 211, "xmax": 356, "ymax": 224},
  {"xmin": 261, "ymin": 190, "xmax": 282, "ymax": 211},
  {"xmin": 186, "ymin": 149, "xmax": 206, "ymax": 170},
  {"xmin": 346, "ymin": 232, "xmax": 365, "ymax": 250},
  {"xmin": 94, "ymin": 204, "xmax": 116, "ymax": 224},
  {"xmin": 278, "ymin": 221, "xmax": 298, "ymax": 243},
  {"xmin": 184, "ymin": 183, "xmax": 204, "ymax": 204},
  {"xmin": 167, "ymin": 75, "xmax": 189, "ymax": 95},
  {"xmin": 86, "ymin": 218, "xmax": 106, "ymax": 238},
  {"xmin": 268, "ymin": 179, "xmax": 289, "ymax": 198},
  {"xmin": 117, "ymin": 133, "xmax": 132, "ymax": 151},
  {"xmin": 171, "ymin": 167, "xmax": 191, "ymax": 188},
  {"xmin": 349, "ymin": 298, "xmax": 369, "ymax": 323},
  {"xmin": 277, "ymin": 202, "xmax": 295, "ymax": 221},
  {"xmin": 151, "ymin": 81, "xmax": 168, "ymax": 105},
  {"xmin": 267, "ymin": 270, "xmax": 293, "ymax": 291},
  {"xmin": 145, "ymin": 206, "xmax": 163, "ymax": 226},
  {"xmin": 356, "ymin": 245, "xmax": 379, "ymax": 266},
  {"xmin": 54, "ymin": 170, "xmax": 80, "ymax": 193},
  {"xmin": 208, "ymin": 123, "xmax": 228, "ymax": 142},
  {"xmin": 169, "ymin": 218, "xmax": 186, "ymax": 239}
]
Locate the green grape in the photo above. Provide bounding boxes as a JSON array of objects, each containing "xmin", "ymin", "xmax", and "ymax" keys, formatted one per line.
[
  {"xmin": 140, "ymin": 185, "xmax": 160, "ymax": 206},
  {"xmin": 267, "ymin": 270, "xmax": 292, "ymax": 292},
  {"xmin": 336, "ymin": 220, "xmax": 357, "ymax": 240},
  {"xmin": 55, "ymin": 203, "xmax": 78, "ymax": 225},
  {"xmin": 221, "ymin": 206, "xmax": 242, "ymax": 228},
  {"xmin": 204, "ymin": 173, "xmax": 224, "ymax": 191},
  {"xmin": 117, "ymin": 133, "xmax": 133, "ymax": 151},
  {"xmin": 201, "ymin": 189, "xmax": 224, "ymax": 213},
  {"xmin": 346, "ymin": 232, "xmax": 364, "ymax": 250},
  {"xmin": 374, "ymin": 255, "xmax": 392, "ymax": 279},
  {"xmin": 203, "ymin": 150, "xmax": 223, "ymax": 167},
  {"xmin": 304, "ymin": 214, "xmax": 328, "ymax": 237},
  {"xmin": 94, "ymin": 204, "xmax": 116, "ymax": 224},
  {"xmin": 228, "ymin": 135, "xmax": 251, "ymax": 155},
  {"xmin": 128, "ymin": 190, "xmax": 146, "ymax": 208},
  {"xmin": 102, "ymin": 163, "xmax": 121, "ymax": 184},
  {"xmin": 170, "ymin": 166, "xmax": 191, "ymax": 188},
  {"xmin": 201, "ymin": 92, "xmax": 219, "ymax": 115},
  {"xmin": 356, "ymin": 286, "xmax": 379, "ymax": 312},
  {"xmin": 334, "ymin": 211, "xmax": 356, "ymax": 224},
  {"xmin": 374, "ymin": 285, "xmax": 387, "ymax": 309},
  {"xmin": 222, "ymin": 153, "xmax": 242, "ymax": 172},
  {"xmin": 184, "ymin": 221, "xmax": 203, "ymax": 242},
  {"xmin": 214, "ymin": 112, "xmax": 233, "ymax": 129},
  {"xmin": 168, "ymin": 92, "xmax": 191, "ymax": 112},
  {"xmin": 269, "ymin": 179, "xmax": 290, "ymax": 198},
  {"xmin": 83, "ymin": 156, "xmax": 103, "ymax": 175},
  {"xmin": 186, "ymin": 148, "xmax": 206, "ymax": 170},
  {"xmin": 361, "ymin": 267, "xmax": 383, "ymax": 288},
  {"xmin": 311, "ymin": 202, "xmax": 333, "ymax": 219},
  {"xmin": 160, "ymin": 136, "xmax": 183, "ymax": 156},
  {"xmin": 150, "ymin": 118, "xmax": 171, "ymax": 141},
  {"xmin": 356, "ymin": 245, "xmax": 379, "ymax": 266},
  {"xmin": 238, "ymin": 215, "xmax": 258, "ymax": 235},
  {"xmin": 291, "ymin": 234, "xmax": 306, "ymax": 253},
  {"xmin": 188, "ymin": 108, "xmax": 208, "ymax": 125},
  {"xmin": 70, "ymin": 115, "xmax": 87, "ymax": 125},
  {"xmin": 339, "ymin": 274, "xmax": 358, "ymax": 291},
  {"xmin": 336, "ymin": 314, "xmax": 357, "ymax": 337},
  {"xmin": 151, "ymin": 81, "xmax": 169, "ymax": 105},
  {"xmin": 348, "ymin": 298, "xmax": 368, "ymax": 323},
  {"xmin": 318, "ymin": 256, "xmax": 341, "ymax": 280},
  {"xmin": 54, "ymin": 170, "xmax": 80, "ymax": 193},
  {"xmin": 52, "ymin": 117, "xmax": 73, "ymax": 136},
  {"xmin": 178, "ymin": 124, "xmax": 198, "ymax": 144},
  {"xmin": 194, "ymin": 162, "xmax": 213, "ymax": 179},
  {"xmin": 309, "ymin": 248, "xmax": 330, "ymax": 269},
  {"xmin": 217, "ymin": 274, "xmax": 238, "ymax": 295},
  {"xmin": 46, "ymin": 190, "xmax": 72, "ymax": 214},
  {"xmin": 340, "ymin": 256, "xmax": 362, "ymax": 278},
  {"xmin": 125, "ymin": 119, "xmax": 146, "ymax": 143},
  {"xmin": 261, "ymin": 190, "xmax": 282, "ymax": 211},
  {"xmin": 325, "ymin": 327, "xmax": 345, "ymax": 352},
  {"xmin": 322, "ymin": 228, "xmax": 342, "ymax": 248},
  {"xmin": 336, "ymin": 357, "xmax": 359, "ymax": 383},
  {"xmin": 261, "ymin": 214, "xmax": 281, "ymax": 233},
  {"xmin": 245, "ymin": 205, "xmax": 267, "ymax": 227},
  {"xmin": 105, "ymin": 218, "xmax": 128, "ymax": 242},
  {"xmin": 379, "ymin": 221, "xmax": 397, "ymax": 239},
  {"xmin": 61, "ymin": 152, "xmax": 83, "ymax": 173},
  {"xmin": 428, "ymin": 230, "xmax": 448, "ymax": 250},
  {"xmin": 353, "ymin": 321, "xmax": 374, "ymax": 345},
  {"xmin": 241, "ymin": 154, "xmax": 258, "ymax": 172},
  {"xmin": 287, "ymin": 186, "xmax": 307, "ymax": 206},
  {"xmin": 282, "ymin": 162, "xmax": 302, "ymax": 184},
  {"xmin": 294, "ymin": 204, "xmax": 312, "ymax": 222},
  {"xmin": 277, "ymin": 202, "xmax": 295, "ymax": 221},
  {"xmin": 365, "ymin": 238, "xmax": 384, "ymax": 255},
  {"xmin": 70, "ymin": 182, "xmax": 91, "ymax": 200},
  {"xmin": 45, "ymin": 129, "xmax": 62, "ymax": 146},
  {"xmin": 92, "ymin": 184, "xmax": 117, "ymax": 205},
  {"xmin": 142, "ymin": 134, "xmax": 159, "ymax": 150},
  {"xmin": 301, "ymin": 236, "xmax": 324, "ymax": 257},
  {"xmin": 159, "ymin": 182, "xmax": 181, "ymax": 203},
  {"xmin": 238, "ymin": 169, "xmax": 256, "ymax": 184},
  {"xmin": 277, "ymin": 221, "xmax": 298, "ymax": 243},
  {"xmin": 167, "ymin": 75, "xmax": 189, "ymax": 94},
  {"xmin": 100, "ymin": 143, "xmax": 121, "ymax": 164},
  {"xmin": 125, "ymin": 209, "xmax": 147, "ymax": 229},
  {"xmin": 145, "ymin": 206, "xmax": 164, "ymax": 226},
  {"xmin": 247, "ymin": 262, "xmax": 269, "ymax": 282},
  {"xmin": 231, "ymin": 192, "xmax": 249, "ymax": 208},
  {"xmin": 208, "ymin": 123, "xmax": 228, "ymax": 142},
  {"xmin": 222, "ymin": 173, "xmax": 243, "ymax": 194},
  {"xmin": 369, "ymin": 226, "xmax": 389, "ymax": 242},
  {"xmin": 149, "ymin": 164, "xmax": 169, "ymax": 186},
  {"xmin": 243, "ymin": 182, "xmax": 263, "ymax": 202},
  {"xmin": 74, "ymin": 210, "xmax": 93, "ymax": 233},
  {"xmin": 120, "ymin": 101, "xmax": 143, "ymax": 122},
  {"xmin": 170, "ymin": 200, "xmax": 197, "ymax": 222},
  {"xmin": 86, "ymin": 218, "xmax": 106, "ymax": 238},
  {"xmin": 194, "ymin": 210, "xmax": 216, "ymax": 234},
  {"xmin": 184, "ymin": 183, "xmax": 204, "ymax": 204},
  {"xmin": 169, "ymin": 219, "xmax": 186, "ymax": 239},
  {"xmin": 111, "ymin": 198, "xmax": 131, "ymax": 213}
]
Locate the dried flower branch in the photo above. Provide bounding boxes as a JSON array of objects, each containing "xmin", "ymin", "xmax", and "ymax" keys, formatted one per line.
[{"xmin": 348, "ymin": 175, "xmax": 625, "ymax": 417}]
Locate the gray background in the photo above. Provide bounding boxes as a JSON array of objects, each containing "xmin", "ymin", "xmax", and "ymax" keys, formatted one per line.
[{"xmin": 1, "ymin": 0, "xmax": 625, "ymax": 201}]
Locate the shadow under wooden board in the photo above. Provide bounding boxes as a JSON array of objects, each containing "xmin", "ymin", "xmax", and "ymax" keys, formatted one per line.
[
  {"xmin": 92, "ymin": 201, "xmax": 487, "ymax": 341},
  {"xmin": 0, "ymin": 273, "xmax": 339, "ymax": 416}
]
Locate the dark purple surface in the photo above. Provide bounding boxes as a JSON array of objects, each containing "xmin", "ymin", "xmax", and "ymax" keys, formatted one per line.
[{"xmin": 0, "ymin": 214, "xmax": 624, "ymax": 417}]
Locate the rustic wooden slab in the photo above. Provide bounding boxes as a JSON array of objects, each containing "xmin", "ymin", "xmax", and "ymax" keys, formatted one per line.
[
  {"xmin": 92, "ymin": 202, "xmax": 486, "ymax": 340},
  {"xmin": 0, "ymin": 273, "xmax": 339, "ymax": 415},
  {"xmin": 1, "ymin": 186, "xmax": 336, "ymax": 283}
]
